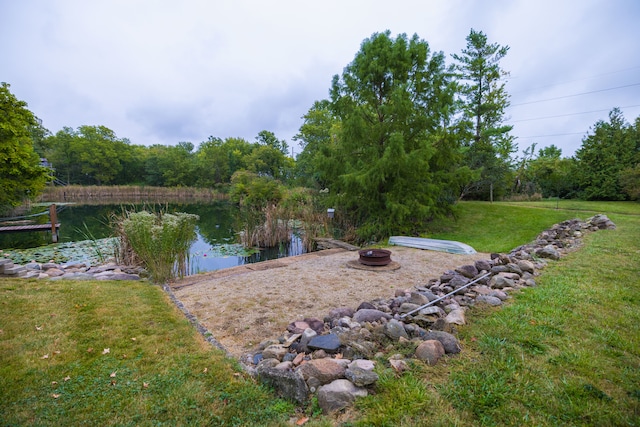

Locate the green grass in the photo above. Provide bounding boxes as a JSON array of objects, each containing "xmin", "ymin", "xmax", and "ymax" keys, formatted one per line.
[
  {"xmin": 423, "ymin": 200, "xmax": 638, "ymax": 253},
  {"xmin": 2, "ymin": 200, "xmax": 639, "ymax": 426},
  {"xmin": 0, "ymin": 280, "xmax": 295, "ymax": 426},
  {"xmin": 352, "ymin": 202, "xmax": 640, "ymax": 426}
]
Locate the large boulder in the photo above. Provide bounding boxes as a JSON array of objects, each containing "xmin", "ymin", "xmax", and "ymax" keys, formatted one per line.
[
  {"xmin": 415, "ymin": 340, "xmax": 445, "ymax": 366},
  {"xmin": 297, "ymin": 358, "xmax": 346, "ymax": 385},
  {"xmin": 423, "ymin": 330, "xmax": 461, "ymax": 354},
  {"xmin": 317, "ymin": 379, "xmax": 368, "ymax": 414},
  {"xmin": 256, "ymin": 364, "xmax": 309, "ymax": 404}
]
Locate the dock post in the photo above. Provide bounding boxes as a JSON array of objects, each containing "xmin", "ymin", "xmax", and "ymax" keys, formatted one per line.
[{"xmin": 49, "ymin": 204, "xmax": 58, "ymax": 243}]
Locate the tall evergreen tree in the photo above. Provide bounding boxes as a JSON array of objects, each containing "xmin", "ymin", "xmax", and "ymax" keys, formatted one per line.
[
  {"xmin": 575, "ymin": 108, "xmax": 636, "ymax": 200},
  {"xmin": 453, "ymin": 29, "xmax": 514, "ymax": 200},
  {"xmin": 319, "ymin": 31, "xmax": 461, "ymax": 241}
]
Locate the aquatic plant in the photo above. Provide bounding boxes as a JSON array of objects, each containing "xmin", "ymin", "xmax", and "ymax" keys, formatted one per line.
[{"xmin": 118, "ymin": 210, "xmax": 199, "ymax": 283}]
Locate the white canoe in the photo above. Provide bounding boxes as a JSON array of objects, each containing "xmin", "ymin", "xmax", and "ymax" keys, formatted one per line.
[{"xmin": 388, "ymin": 236, "xmax": 477, "ymax": 255}]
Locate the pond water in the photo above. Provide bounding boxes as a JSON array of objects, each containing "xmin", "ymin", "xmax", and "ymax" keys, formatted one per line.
[{"xmin": 0, "ymin": 202, "xmax": 305, "ymax": 273}]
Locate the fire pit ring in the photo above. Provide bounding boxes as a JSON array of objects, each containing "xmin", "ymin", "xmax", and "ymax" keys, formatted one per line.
[{"xmin": 358, "ymin": 249, "xmax": 392, "ymax": 266}]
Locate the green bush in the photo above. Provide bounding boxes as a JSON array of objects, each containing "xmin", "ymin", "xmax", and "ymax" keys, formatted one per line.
[{"xmin": 121, "ymin": 210, "xmax": 199, "ymax": 283}]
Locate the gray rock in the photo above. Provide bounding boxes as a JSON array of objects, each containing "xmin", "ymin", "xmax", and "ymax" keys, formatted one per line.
[
  {"xmin": 287, "ymin": 321, "xmax": 310, "ymax": 334},
  {"xmin": 419, "ymin": 306, "xmax": 442, "ymax": 316},
  {"xmin": 344, "ymin": 366, "xmax": 379, "ymax": 386},
  {"xmin": 536, "ymin": 245, "xmax": 560, "ymax": 260},
  {"xmin": 257, "ymin": 364, "xmax": 309, "ymax": 403},
  {"xmin": 488, "ymin": 290, "xmax": 508, "ymax": 301},
  {"xmin": 476, "ymin": 295, "xmax": 503, "ymax": 306},
  {"xmin": 300, "ymin": 328, "xmax": 317, "ymax": 352},
  {"xmin": 45, "ymin": 268, "xmax": 64, "ymax": 277},
  {"xmin": 352, "ymin": 309, "xmax": 391, "ymax": 324},
  {"xmin": 328, "ymin": 307, "xmax": 355, "ymax": 319},
  {"xmin": 107, "ymin": 273, "xmax": 140, "ymax": 280},
  {"xmin": 263, "ymin": 344, "xmax": 288, "ymax": 361},
  {"xmin": 356, "ymin": 301, "xmax": 376, "ymax": 311},
  {"xmin": 348, "ymin": 359, "xmax": 375, "ymax": 371},
  {"xmin": 41, "ymin": 263, "xmax": 59, "ymax": 270},
  {"xmin": 455, "ymin": 264, "xmax": 478, "ymax": 279},
  {"xmin": 398, "ymin": 302, "xmax": 421, "ymax": 314},
  {"xmin": 490, "ymin": 274, "xmax": 515, "ymax": 289},
  {"xmin": 24, "ymin": 262, "xmax": 41, "ymax": 270},
  {"xmin": 317, "ymin": 379, "xmax": 368, "ymax": 414},
  {"xmin": 444, "ymin": 308, "xmax": 466, "ymax": 325},
  {"xmin": 409, "ymin": 291, "xmax": 430, "ymax": 306},
  {"xmin": 415, "ymin": 340, "xmax": 445, "ymax": 366},
  {"xmin": 383, "ymin": 319, "xmax": 409, "ymax": 340},
  {"xmin": 423, "ymin": 330, "xmax": 461, "ymax": 354},
  {"xmin": 297, "ymin": 358, "xmax": 346, "ymax": 384},
  {"xmin": 517, "ymin": 259, "xmax": 535, "ymax": 274},
  {"xmin": 304, "ymin": 317, "xmax": 325, "ymax": 334},
  {"xmin": 449, "ymin": 274, "xmax": 470, "ymax": 289},
  {"xmin": 475, "ymin": 259, "xmax": 493, "ymax": 272},
  {"xmin": 308, "ymin": 333, "xmax": 341, "ymax": 353}
]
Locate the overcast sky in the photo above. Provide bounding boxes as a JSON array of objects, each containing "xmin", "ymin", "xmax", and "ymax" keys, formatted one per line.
[{"xmin": 2, "ymin": 0, "xmax": 639, "ymax": 158}]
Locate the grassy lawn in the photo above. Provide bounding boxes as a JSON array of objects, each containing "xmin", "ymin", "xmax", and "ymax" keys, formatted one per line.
[
  {"xmin": 352, "ymin": 201, "xmax": 640, "ymax": 426},
  {"xmin": 0, "ymin": 279, "xmax": 295, "ymax": 426},
  {"xmin": 1, "ymin": 200, "xmax": 638, "ymax": 426}
]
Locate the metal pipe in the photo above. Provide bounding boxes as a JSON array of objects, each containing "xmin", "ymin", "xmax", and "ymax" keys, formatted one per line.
[{"xmin": 399, "ymin": 272, "xmax": 491, "ymax": 319}]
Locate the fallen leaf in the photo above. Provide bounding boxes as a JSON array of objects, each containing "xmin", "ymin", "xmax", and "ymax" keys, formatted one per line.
[
  {"xmin": 102, "ymin": 348, "xmax": 110, "ymax": 355},
  {"xmin": 233, "ymin": 372, "xmax": 240, "ymax": 377},
  {"xmin": 296, "ymin": 417, "xmax": 309, "ymax": 426},
  {"xmin": 53, "ymin": 350, "xmax": 61, "ymax": 355},
  {"xmin": 122, "ymin": 354, "xmax": 128, "ymax": 359},
  {"xmin": 41, "ymin": 354, "xmax": 49, "ymax": 359},
  {"xmin": 52, "ymin": 394, "xmax": 60, "ymax": 399},
  {"xmin": 110, "ymin": 371, "xmax": 117, "ymax": 378},
  {"xmin": 64, "ymin": 376, "xmax": 71, "ymax": 382},
  {"xmin": 35, "ymin": 325, "xmax": 42, "ymax": 331},
  {"xmin": 131, "ymin": 337, "xmax": 137, "ymax": 341},
  {"xmin": 51, "ymin": 381, "xmax": 58, "ymax": 386},
  {"xmin": 87, "ymin": 348, "xmax": 94, "ymax": 353},
  {"xmin": 203, "ymin": 367, "xmax": 208, "ymax": 374},
  {"xmin": 110, "ymin": 380, "xmax": 116, "ymax": 386},
  {"xmin": 0, "ymin": 329, "xmax": 3, "ymax": 334},
  {"xmin": 143, "ymin": 382, "xmax": 149, "ymax": 389}
]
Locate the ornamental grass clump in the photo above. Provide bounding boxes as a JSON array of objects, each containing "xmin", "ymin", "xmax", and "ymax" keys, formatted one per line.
[{"xmin": 120, "ymin": 210, "xmax": 198, "ymax": 283}]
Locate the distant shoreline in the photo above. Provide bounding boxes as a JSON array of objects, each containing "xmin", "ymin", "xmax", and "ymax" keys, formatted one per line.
[{"xmin": 36, "ymin": 185, "xmax": 228, "ymax": 205}]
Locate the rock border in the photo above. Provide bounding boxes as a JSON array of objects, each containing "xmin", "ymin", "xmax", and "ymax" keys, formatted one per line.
[{"xmin": 239, "ymin": 214, "xmax": 616, "ymax": 413}]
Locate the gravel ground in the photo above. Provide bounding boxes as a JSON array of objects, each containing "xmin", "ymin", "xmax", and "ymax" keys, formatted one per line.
[{"xmin": 171, "ymin": 246, "xmax": 489, "ymax": 357}]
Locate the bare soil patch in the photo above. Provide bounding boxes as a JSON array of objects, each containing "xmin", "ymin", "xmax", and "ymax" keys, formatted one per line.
[{"xmin": 171, "ymin": 246, "xmax": 489, "ymax": 357}]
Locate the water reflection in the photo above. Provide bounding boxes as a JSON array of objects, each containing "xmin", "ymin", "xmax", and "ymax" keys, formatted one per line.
[{"xmin": 0, "ymin": 202, "xmax": 306, "ymax": 272}]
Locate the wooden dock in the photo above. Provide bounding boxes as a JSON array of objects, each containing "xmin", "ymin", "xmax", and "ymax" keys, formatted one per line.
[{"xmin": 0, "ymin": 204, "xmax": 60, "ymax": 242}]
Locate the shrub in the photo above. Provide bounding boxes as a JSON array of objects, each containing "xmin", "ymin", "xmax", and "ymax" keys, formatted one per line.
[{"xmin": 119, "ymin": 210, "xmax": 199, "ymax": 283}]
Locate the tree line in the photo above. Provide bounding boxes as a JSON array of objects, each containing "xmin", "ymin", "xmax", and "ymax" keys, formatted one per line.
[{"xmin": 2, "ymin": 29, "xmax": 639, "ymax": 240}]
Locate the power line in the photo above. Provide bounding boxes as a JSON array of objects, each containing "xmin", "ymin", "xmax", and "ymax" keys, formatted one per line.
[
  {"xmin": 507, "ymin": 104, "xmax": 640, "ymax": 123},
  {"xmin": 508, "ymin": 65, "xmax": 640, "ymax": 95},
  {"xmin": 517, "ymin": 132, "xmax": 586, "ymax": 139},
  {"xmin": 510, "ymin": 83, "xmax": 640, "ymax": 107}
]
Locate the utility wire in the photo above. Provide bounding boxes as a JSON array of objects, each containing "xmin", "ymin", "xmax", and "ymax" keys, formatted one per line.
[
  {"xmin": 507, "ymin": 104, "xmax": 640, "ymax": 123},
  {"xmin": 517, "ymin": 132, "xmax": 586, "ymax": 139},
  {"xmin": 508, "ymin": 65, "xmax": 640, "ymax": 95},
  {"xmin": 510, "ymin": 83, "xmax": 640, "ymax": 107}
]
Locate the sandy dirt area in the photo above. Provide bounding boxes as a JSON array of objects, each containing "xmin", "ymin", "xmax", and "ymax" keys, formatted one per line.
[{"xmin": 171, "ymin": 246, "xmax": 489, "ymax": 357}]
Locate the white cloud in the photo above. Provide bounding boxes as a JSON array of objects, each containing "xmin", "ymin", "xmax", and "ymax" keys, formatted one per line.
[{"xmin": 2, "ymin": 0, "xmax": 639, "ymax": 156}]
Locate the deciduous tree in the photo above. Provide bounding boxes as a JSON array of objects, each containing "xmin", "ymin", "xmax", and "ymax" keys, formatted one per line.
[{"xmin": 0, "ymin": 83, "xmax": 50, "ymax": 212}]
